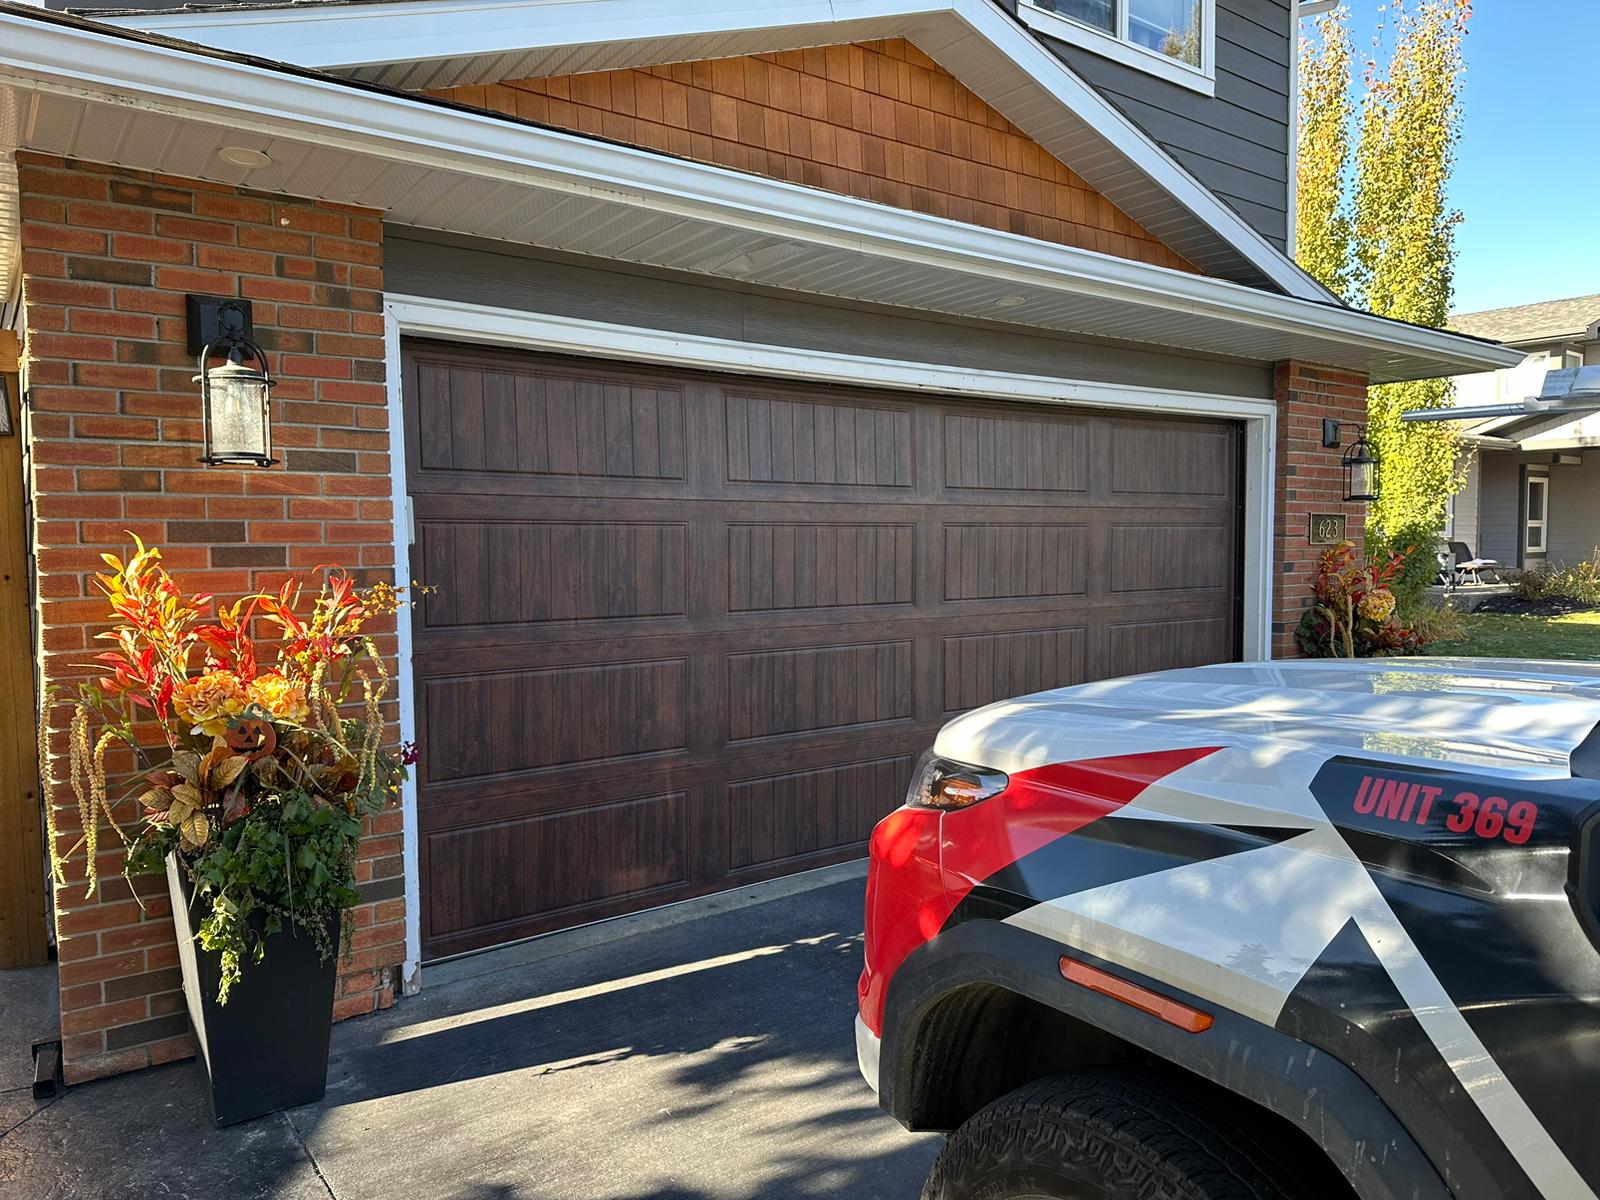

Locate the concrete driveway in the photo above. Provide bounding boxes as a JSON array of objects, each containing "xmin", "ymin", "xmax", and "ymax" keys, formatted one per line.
[{"xmin": 0, "ymin": 865, "xmax": 939, "ymax": 1200}]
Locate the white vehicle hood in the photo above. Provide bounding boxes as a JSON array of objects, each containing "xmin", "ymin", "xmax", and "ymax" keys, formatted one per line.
[{"xmin": 935, "ymin": 658, "xmax": 1600, "ymax": 779}]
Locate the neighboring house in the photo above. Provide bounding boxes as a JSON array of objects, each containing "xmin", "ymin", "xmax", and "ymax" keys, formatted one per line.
[
  {"xmin": 0, "ymin": 0, "xmax": 1517, "ymax": 1083},
  {"xmin": 1447, "ymin": 294, "xmax": 1600, "ymax": 570}
]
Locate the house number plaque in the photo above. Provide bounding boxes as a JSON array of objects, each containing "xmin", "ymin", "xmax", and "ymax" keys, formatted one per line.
[{"xmin": 1308, "ymin": 512, "xmax": 1347, "ymax": 545}]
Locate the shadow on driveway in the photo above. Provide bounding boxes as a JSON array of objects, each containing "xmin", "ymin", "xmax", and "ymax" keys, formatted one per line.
[{"xmin": 1, "ymin": 874, "xmax": 938, "ymax": 1200}]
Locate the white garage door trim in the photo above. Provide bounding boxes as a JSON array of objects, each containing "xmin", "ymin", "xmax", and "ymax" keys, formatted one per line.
[{"xmin": 382, "ymin": 293, "xmax": 1279, "ymax": 988}]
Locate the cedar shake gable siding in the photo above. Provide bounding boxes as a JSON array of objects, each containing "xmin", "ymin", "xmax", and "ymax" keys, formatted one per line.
[
  {"xmin": 428, "ymin": 39, "xmax": 1200, "ymax": 273},
  {"xmin": 19, "ymin": 153, "xmax": 406, "ymax": 1084}
]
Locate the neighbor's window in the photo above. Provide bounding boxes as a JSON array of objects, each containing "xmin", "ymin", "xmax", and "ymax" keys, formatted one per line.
[
  {"xmin": 1525, "ymin": 474, "xmax": 1549, "ymax": 555},
  {"xmin": 1025, "ymin": 0, "xmax": 1213, "ymax": 90}
]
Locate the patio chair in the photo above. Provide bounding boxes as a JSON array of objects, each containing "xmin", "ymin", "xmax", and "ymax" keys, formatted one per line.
[{"xmin": 1447, "ymin": 541, "xmax": 1501, "ymax": 586}]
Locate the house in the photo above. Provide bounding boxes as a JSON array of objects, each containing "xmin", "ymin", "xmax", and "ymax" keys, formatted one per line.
[
  {"xmin": 0, "ymin": 0, "xmax": 1518, "ymax": 1085},
  {"xmin": 1446, "ymin": 294, "xmax": 1600, "ymax": 571}
]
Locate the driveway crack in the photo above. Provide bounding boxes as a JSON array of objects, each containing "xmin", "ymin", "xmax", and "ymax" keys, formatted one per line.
[
  {"xmin": 283, "ymin": 1112, "xmax": 337, "ymax": 1200},
  {"xmin": 0, "ymin": 1094, "xmax": 60, "ymax": 1140}
]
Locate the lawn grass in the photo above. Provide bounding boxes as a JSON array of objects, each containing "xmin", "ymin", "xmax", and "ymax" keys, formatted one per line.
[{"xmin": 1426, "ymin": 609, "xmax": 1600, "ymax": 662}]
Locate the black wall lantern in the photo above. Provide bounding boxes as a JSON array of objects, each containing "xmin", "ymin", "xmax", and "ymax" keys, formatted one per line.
[
  {"xmin": 187, "ymin": 295, "xmax": 275, "ymax": 468},
  {"xmin": 1322, "ymin": 418, "xmax": 1378, "ymax": 503}
]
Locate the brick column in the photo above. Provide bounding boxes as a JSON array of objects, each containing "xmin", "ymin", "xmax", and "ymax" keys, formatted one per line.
[
  {"xmin": 17, "ymin": 153, "xmax": 406, "ymax": 1083},
  {"xmin": 1272, "ymin": 362, "xmax": 1371, "ymax": 658}
]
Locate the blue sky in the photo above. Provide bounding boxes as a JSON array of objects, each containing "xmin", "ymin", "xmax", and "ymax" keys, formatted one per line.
[{"xmin": 1317, "ymin": 1, "xmax": 1598, "ymax": 316}]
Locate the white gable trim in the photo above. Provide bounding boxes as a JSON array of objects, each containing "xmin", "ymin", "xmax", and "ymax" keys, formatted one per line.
[{"xmin": 102, "ymin": 0, "xmax": 1330, "ymax": 301}]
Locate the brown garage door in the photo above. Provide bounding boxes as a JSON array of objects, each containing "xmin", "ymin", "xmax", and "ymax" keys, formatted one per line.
[{"xmin": 403, "ymin": 342, "xmax": 1242, "ymax": 959}]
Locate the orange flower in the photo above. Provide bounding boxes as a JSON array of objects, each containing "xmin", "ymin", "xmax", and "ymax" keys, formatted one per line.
[
  {"xmin": 173, "ymin": 671, "xmax": 247, "ymax": 738},
  {"xmin": 247, "ymin": 672, "xmax": 309, "ymax": 724},
  {"xmin": 1359, "ymin": 587, "xmax": 1396, "ymax": 624}
]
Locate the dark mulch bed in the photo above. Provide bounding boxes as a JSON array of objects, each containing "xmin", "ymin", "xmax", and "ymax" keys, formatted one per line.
[{"xmin": 1471, "ymin": 595, "xmax": 1600, "ymax": 617}]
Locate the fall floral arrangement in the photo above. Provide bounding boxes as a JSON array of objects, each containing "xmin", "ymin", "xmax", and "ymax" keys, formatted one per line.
[
  {"xmin": 45, "ymin": 538, "xmax": 416, "ymax": 1002},
  {"xmin": 1296, "ymin": 540, "xmax": 1429, "ymax": 658}
]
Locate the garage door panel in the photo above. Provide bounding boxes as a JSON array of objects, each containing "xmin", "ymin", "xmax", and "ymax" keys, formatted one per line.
[
  {"xmin": 406, "ymin": 344, "xmax": 1243, "ymax": 958},
  {"xmin": 941, "ymin": 409, "xmax": 1090, "ymax": 495},
  {"xmin": 1107, "ymin": 524, "xmax": 1234, "ymax": 594},
  {"xmin": 1110, "ymin": 421, "xmax": 1236, "ymax": 497},
  {"xmin": 726, "ymin": 641, "xmax": 915, "ymax": 742},
  {"xmin": 419, "ymin": 657, "xmax": 691, "ymax": 784},
  {"xmin": 411, "ymin": 602, "xmax": 1238, "ymax": 677},
  {"xmin": 726, "ymin": 754, "xmax": 914, "ymax": 872},
  {"xmin": 728, "ymin": 522, "xmax": 917, "ymax": 612},
  {"xmin": 410, "ymin": 351, "xmax": 689, "ymax": 484},
  {"xmin": 424, "ymin": 789, "xmax": 691, "ymax": 940},
  {"xmin": 417, "ymin": 519, "xmax": 690, "ymax": 628},
  {"xmin": 942, "ymin": 523, "xmax": 1088, "ymax": 601},
  {"xmin": 725, "ymin": 390, "xmax": 916, "ymax": 488},
  {"xmin": 418, "ymin": 728, "xmax": 928, "ymax": 829},
  {"xmin": 941, "ymin": 626, "xmax": 1089, "ymax": 713},
  {"xmin": 1108, "ymin": 616, "xmax": 1235, "ymax": 676}
]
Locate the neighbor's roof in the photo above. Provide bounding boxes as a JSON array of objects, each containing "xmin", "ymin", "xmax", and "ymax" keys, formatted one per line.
[{"xmin": 1450, "ymin": 293, "xmax": 1600, "ymax": 345}]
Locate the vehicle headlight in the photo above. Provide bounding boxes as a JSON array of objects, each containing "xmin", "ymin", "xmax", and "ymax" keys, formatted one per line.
[{"xmin": 905, "ymin": 750, "xmax": 1009, "ymax": 811}]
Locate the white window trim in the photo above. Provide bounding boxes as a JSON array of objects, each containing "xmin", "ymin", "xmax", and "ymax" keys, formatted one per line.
[
  {"xmin": 1524, "ymin": 474, "xmax": 1549, "ymax": 555},
  {"xmin": 382, "ymin": 292, "xmax": 1279, "ymax": 983},
  {"xmin": 1019, "ymin": 0, "xmax": 1217, "ymax": 96}
]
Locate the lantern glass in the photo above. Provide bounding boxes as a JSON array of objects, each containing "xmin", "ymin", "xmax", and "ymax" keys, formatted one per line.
[
  {"xmin": 198, "ymin": 353, "xmax": 273, "ymax": 466},
  {"xmin": 1344, "ymin": 437, "xmax": 1378, "ymax": 503}
]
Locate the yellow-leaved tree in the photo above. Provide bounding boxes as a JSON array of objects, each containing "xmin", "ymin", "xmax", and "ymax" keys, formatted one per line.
[
  {"xmin": 1297, "ymin": 1, "xmax": 1472, "ymax": 555},
  {"xmin": 1296, "ymin": 7, "xmax": 1353, "ymax": 298}
]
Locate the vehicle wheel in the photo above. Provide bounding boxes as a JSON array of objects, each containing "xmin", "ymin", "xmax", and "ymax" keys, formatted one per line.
[{"xmin": 921, "ymin": 1068, "xmax": 1320, "ymax": 1200}]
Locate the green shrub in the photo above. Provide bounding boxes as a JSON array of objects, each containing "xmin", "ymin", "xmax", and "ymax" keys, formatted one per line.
[
  {"xmin": 1367, "ymin": 522, "xmax": 1443, "ymax": 619},
  {"xmin": 1509, "ymin": 567, "xmax": 1555, "ymax": 603},
  {"xmin": 1508, "ymin": 549, "xmax": 1600, "ymax": 606}
]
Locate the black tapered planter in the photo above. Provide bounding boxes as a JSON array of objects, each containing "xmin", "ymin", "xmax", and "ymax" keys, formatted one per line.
[{"xmin": 166, "ymin": 854, "xmax": 338, "ymax": 1126}]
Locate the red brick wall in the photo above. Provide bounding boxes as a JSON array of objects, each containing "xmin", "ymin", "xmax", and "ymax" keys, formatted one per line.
[
  {"xmin": 1273, "ymin": 361, "xmax": 1371, "ymax": 658},
  {"xmin": 17, "ymin": 153, "xmax": 406, "ymax": 1084}
]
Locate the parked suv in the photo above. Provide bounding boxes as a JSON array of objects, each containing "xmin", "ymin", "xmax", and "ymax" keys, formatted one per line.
[{"xmin": 858, "ymin": 660, "xmax": 1600, "ymax": 1200}]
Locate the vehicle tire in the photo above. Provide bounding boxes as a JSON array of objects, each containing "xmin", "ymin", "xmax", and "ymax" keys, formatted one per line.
[{"xmin": 920, "ymin": 1068, "xmax": 1322, "ymax": 1200}]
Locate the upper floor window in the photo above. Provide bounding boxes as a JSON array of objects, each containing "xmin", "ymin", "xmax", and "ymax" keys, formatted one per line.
[{"xmin": 1020, "ymin": 0, "xmax": 1216, "ymax": 95}]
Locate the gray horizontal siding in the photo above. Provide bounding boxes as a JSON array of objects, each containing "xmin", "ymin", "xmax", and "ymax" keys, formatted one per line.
[
  {"xmin": 1013, "ymin": 0, "xmax": 1292, "ymax": 251},
  {"xmin": 1475, "ymin": 452, "xmax": 1600, "ymax": 569},
  {"xmin": 385, "ymin": 230, "xmax": 1274, "ymax": 400},
  {"xmin": 1549, "ymin": 463, "xmax": 1600, "ymax": 565},
  {"xmin": 1450, "ymin": 452, "xmax": 1480, "ymax": 554},
  {"xmin": 1477, "ymin": 452, "xmax": 1521, "ymax": 567}
]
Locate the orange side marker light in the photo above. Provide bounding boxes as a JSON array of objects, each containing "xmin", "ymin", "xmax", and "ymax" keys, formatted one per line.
[{"xmin": 1059, "ymin": 956, "xmax": 1214, "ymax": 1034}]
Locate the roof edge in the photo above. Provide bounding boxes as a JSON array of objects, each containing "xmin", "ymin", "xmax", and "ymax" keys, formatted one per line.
[
  {"xmin": 84, "ymin": 0, "xmax": 1335, "ymax": 303},
  {"xmin": 0, "ymin": 3, "xmax": 1520, "ymax": 383}
]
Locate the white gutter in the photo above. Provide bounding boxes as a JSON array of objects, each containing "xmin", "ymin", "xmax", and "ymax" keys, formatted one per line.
[
  {"xmin": 0, "ymin": 9, "xmax": 1522, "ymax": 378},
  {"xmin": 1404, "ymin": 365, "xmax": 1600, "ymax": 422}
]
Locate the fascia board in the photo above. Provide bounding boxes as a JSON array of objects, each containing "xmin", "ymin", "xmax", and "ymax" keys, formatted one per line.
[
  {"xmin": 0, "ymin": 12, "xmax": 1523, "ymax": 378},
  {"xmin": 103, "ymin": 0, "xmax": 859, "ymax": 73},
  {"xmin": 97, "ymin": 0, "xmax": 1329, "ymax": 302}
]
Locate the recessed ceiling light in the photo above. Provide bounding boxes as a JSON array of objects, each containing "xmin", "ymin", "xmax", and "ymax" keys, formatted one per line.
[
  {"xmin": 218, "ymin": 146, "xmax": 272, "ymax": 169},
  {"xmin": 994, "ymin": 295, "xmax": 1027, "ymax": 308}
]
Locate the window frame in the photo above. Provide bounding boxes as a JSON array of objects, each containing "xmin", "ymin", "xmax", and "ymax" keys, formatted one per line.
[
  {"xmin": 1018, "ymin": 0, "xmax": 1218, "ymax": 96},
  {"xmin": 1524, "ymin": 473, "xmax": 1549, "ymax": 555}
]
